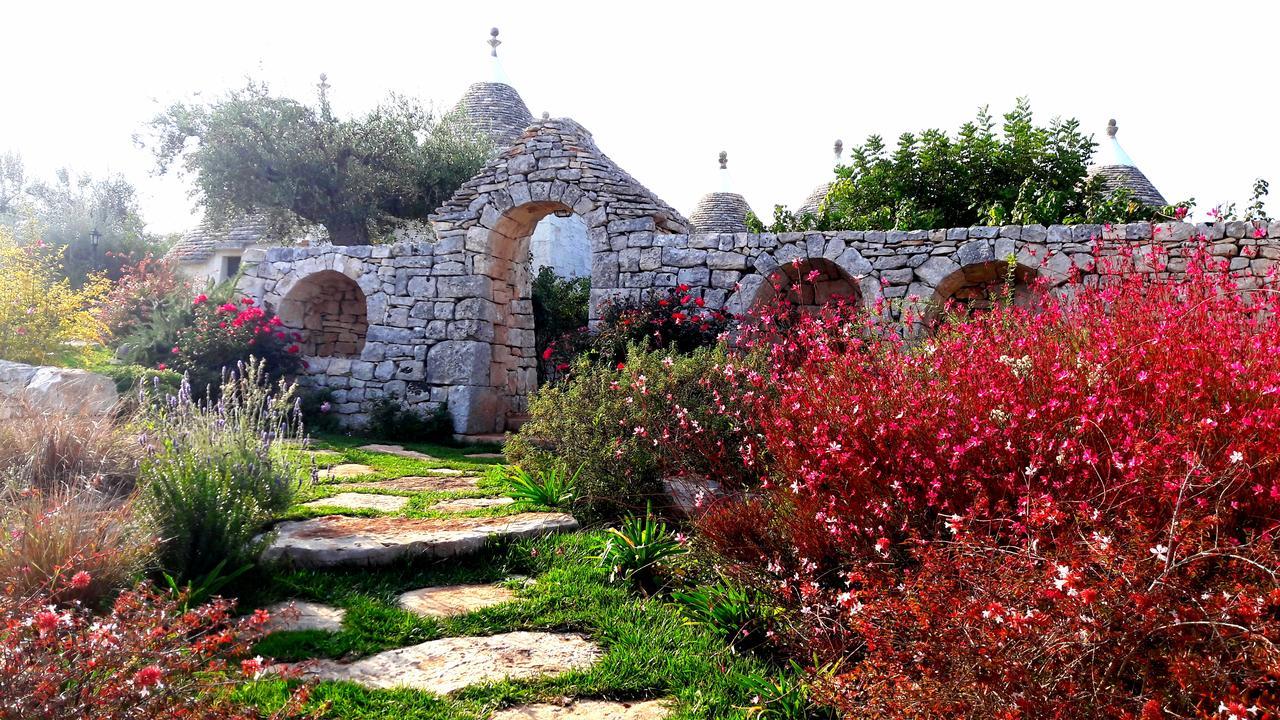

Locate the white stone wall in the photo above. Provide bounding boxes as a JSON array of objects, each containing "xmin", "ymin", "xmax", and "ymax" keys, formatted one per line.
[{"xmin": 530, "ymin": 214, "xmax": 591, "ymax": 279}]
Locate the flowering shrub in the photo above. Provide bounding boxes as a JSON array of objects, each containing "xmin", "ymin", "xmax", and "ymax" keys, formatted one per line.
[
  {"xmin": 97, "ymin": 255, "xmax": 192, "ymax": 340},
  {"xmin": 0, "ymin": 228, "xmax": 110, "ymax": 365},
  {"xmin": 591, "ymin": 284, "xmax": 733, "ymax": 365},
  {"xmin": 171, "ymin": 295, "xmax": 302, "ymax": 396},
  {"xmin": 0, "ymin": 569, "xmax": 307, "ymax": 719},
  {"xmin": 692, "ymin": 244, "xmax": 1280, "ymax": 718}
]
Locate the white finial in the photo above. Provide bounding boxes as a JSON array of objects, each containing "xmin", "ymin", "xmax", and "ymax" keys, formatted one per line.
[
  {"xmin": 834, "ymin": 139, "xmax": 844, "ymax": 163},
  {"xmin": 488, "ymin": 27, "xmax": 501, "ymax": 58},
  {"xmin": 1106, "ymin": 118, "xmax": 1118, "ymax": 138},
  {"xmin": 718, "ymin": 151, "xmax": 728, "ymax": 171},
  {"xmin": 541, "ymin": 111, "xmax": 550, "ymax": 120}
]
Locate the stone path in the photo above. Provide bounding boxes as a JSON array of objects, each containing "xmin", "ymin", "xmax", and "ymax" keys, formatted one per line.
[
  {"xmin": 320, "ymin": 463, "xmax": 377, "ymax": 480},
  {"xmin": 262, "ymin": 513, "xmax": 579, "ymax": 568},
  {"xmin": 429, "ymin": 496, "xmax": 514, "ymax": 512},
  {"xmin": 467, "ymin": 452, "xmax": 506, "ymax": 460},
  {"xmin": 399, "ymin": 582, "xmax": 517, "ymax": 617},
  {"xmin": 490, "ymin": 700, "xmax": 669, "ymax": 720},
  {"xmin": 302, "ymin": 492, "xmax": 409, "ymax": 513},
  {"xmin": 293, "ymin": 631, "xmax": 600, "ymax": 694},
  {"xmin": 339, "ymin": 474, "xmax": 479, "ymax": 493},
  {"xmin": 358, "ymin": 443, "xmax": 438, "ymax": 460},
  {"xmin": 263, "ymin": 600, "xmax": 346, "ymax": 633}
]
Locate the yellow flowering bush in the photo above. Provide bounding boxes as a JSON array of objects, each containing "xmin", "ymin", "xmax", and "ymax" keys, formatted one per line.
[{"xmin": 0, "ymin": 228, "xmax": 110, "ymax": 365}]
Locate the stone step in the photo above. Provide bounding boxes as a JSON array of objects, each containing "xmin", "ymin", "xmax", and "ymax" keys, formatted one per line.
[
  {"xmin": 338, "ymin": 474, "xmax": 479, "ymax": 494},
  {"xmin": 262, "ymin": 600, "xmax": 346, "ymax": 633},
  {"xmin": 357, "ymin": 443, "xmax": 438, "ymax": 460},
  {"xmin": 398, "ymin": 582, "xmax": 518, "ymax": 618},
  {"xmin": 288, "ymin": 631, "xmax": 599, "ymax": 694},
  {"xmin": 491, "ymin": 700, "xmax": 670, "ymax": 719},
  {"xmin": 461, "ymin": 432, "xmax": 508, "ymax": 445},
  {"xmin": 429, "ymin": 496, "xmax": 514, "ymax": 512},
  {"xmin": 261, "ymin": 512, "xmax": 579, "ymax": 568},
  {"xmin": 301, "ymin": 492, "xmax": 409, "ymax": 513}
]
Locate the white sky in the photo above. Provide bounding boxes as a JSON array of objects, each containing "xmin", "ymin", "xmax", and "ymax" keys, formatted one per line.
[{"xmin": 2, "ymin": 0, "xmax": 1277, "ymax": 235}]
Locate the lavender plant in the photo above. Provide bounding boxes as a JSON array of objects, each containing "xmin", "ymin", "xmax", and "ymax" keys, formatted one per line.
[{"xmin": 138, "ymin": 358, "xmax": 311, "ymax": 584}]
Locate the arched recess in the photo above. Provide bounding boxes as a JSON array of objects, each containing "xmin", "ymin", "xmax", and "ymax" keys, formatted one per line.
[
  {"xmin": 276, "ymin": 270, "xmax": 369, "ymax": 358},
  {"xmin": 750, "ymin": 257, "xmax": 863, "ymax": 313},
  {"xmin": 925, "ymin": 260, "xmax": 1039, "ymax": 324}
]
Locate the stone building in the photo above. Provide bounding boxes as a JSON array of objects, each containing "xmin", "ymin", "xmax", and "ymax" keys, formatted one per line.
[
  {"xmin": 233, "ymin": 31, "xmax": 1259, "ymax": 439},
  {"xmin": 688, "ymin": 152, "xmax": 754, "ymax": 234},
  {"xmin": 167, "ymin": 214, "xmax": 276, "ymax": 285}
]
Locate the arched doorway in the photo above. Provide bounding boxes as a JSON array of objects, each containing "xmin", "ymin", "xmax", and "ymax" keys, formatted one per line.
[
  {"xmin": 750, "ymin": 257, "xmax": 863, "ymax": 314},
  {"xmin": 277, "ymin": 270, "xmax": 369, "ymax": 358},
  {"xmin": 926, "ymin": 260, "xmax": 1039, "ymax": 326}
]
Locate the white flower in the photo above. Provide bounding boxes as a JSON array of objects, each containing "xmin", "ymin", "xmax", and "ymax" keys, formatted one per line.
[
  {"xmin": 1150, "ymin": 544, "xmax": 1170, "ymax": 563},
  {"xmin": 1230, "ymin": 450, "xmax": 1244, "ymax": 464}
]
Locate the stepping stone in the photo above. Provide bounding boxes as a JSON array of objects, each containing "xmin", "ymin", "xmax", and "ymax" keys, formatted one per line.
[
  {"xmin": 261, "ymin": 512, "xmax": 580, "ymax": 568},
  {"xmin": 466, "ymin": 452, "xmax": 506, "ymax": 460},
  {"xmin": 398, "ymin": 582, "xmax": 517, "ymax": 617},
  {"xmin": 490, "ymin": 700, "xmax": 669, "ymax": 720},
  {"xmin": 302, "ymin": 492, "xmax": 409, "ymax": 513},
  {"xmin": 340, "ymin": 475, "xmax": 480, "ymax": 493},
  {"xmin": 262, "ymin": 600, "xmax": 345, "ymax": 633},
  {"xmin": 430, "ymin": 497, "xmax": 514, "ymax": 512},
  {"xmin": 293, "ymin": 631, "xmax": 599, "ymax": 694},
  {"xmin": 320, "ymin": 463, "xmax": 376, "ymax": 480},
  {"xmin": 358, "ymin": 443, "xmax": 437, "ymax": 460}
]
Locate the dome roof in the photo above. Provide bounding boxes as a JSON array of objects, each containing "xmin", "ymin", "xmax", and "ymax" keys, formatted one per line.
[
  {"xmin": 451, "ymin": 81, "xmax": 534, "ymax": 150},
  {"xmin": 797, "ymin": 139, "xmax": 843, "ymax": 216},
  {"xmin": 165, "ymin": 214, "xmax": 272, "ymax": 264},
  {"xmin": 1089, "ymin": 119, "xmax": 1167, "ymax": 207},
  {"xmin": 688, "ymin": 151, "xmax": 753, "ymax": 233}
]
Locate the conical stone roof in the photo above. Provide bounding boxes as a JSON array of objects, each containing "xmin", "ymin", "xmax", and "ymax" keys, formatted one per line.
[
  {"xmin": 451, "ymin": 82, "xmax": 534, "ymax": 150},
  {"xmin": 165, "ymin": 214, "xmax": 272, "ymax": 264},
  {"xmin": 1089, "ymin": 119, "xmax": 1167, "ymax": 207},
  {"xmin": 688, "ymin": 151, "xmax": 753, "ymax": 233}
]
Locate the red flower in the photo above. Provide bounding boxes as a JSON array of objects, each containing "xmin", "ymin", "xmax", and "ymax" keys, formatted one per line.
[
  {"xmin": 70, "ymin": 571, "xmax": 92, "ymax": 590},
  {"xmin": 543, "ymin": 347, "xmax": 554, "ymax": 360},
  {"xmin": 133, "ymin": 665, "xmax": 164, "ymax": 688},
  {"xmin": 171, "ymin": 346, "xmax": 180, "ymax": 354},
  {"xmin": 286, "ymin": 344, "xmax": 300, "ymax": 354},
  {"xmin": 156, "ymin": 363, "xmax": 166, "ymax": 371},
  {"xmin": 677, "ymin": 283, "xmax": 690, "ymax": 292},
  {"xmin": 556, "ymin": 363, "xmax": 570, "ymax": 371},
  {"xmin": 217, "ymin": 303, "xmax": 237, "ymax": 314},
  {"xmin": 695, "ymin": 297, "xmax": 706, "ymax": 307},
  {"xmin": 33, "ymin": 610, "xmax": 59, "ymax": 634},
  {"xmin": 616, "ymin": 362, "xmax": 626, "ymax": 370},
  {"xmin": 192, "ymin": 294, "xmax": 208, "ymax": 305},
  {"xmin": 240, "ymin": 297, "xmax": 254, "ymax": 306}
]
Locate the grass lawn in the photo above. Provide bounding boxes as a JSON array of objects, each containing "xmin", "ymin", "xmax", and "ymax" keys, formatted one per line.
[{"xmin": 234, "ymin": 438, "xmax": 795, "ymax": 720}]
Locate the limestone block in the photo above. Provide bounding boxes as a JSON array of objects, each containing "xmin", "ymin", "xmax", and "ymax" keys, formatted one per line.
[
  {"xmin": 705, "ymin": 251, "xmax": 747, "ymax": 270},
  {"xmin": 0, "ymin": 361, "xmax": 118, "ymax": 420},
  {"xmin": 661, "ymin": 247, "xmax": 707, "ymax": 268},
  {"xmin": 957, "ymin": 239, "xmax": 995, "ymax": 267},
  {"xmin": 427, "ymin": 341, "xmax": 492, "ymax": 386},
  {"xmin": 914, "ymin": 256, "xmax": 961, "ymax": 287}
]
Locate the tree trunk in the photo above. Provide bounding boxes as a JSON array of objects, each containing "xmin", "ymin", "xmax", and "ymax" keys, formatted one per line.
[{"xmin": 326, "ymin": 216, "xmax": 370, "ymax": 245}]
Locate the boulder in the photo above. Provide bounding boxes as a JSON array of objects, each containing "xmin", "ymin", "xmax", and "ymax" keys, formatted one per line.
[{"xmin": 0, "ymin": 360, "xmax": 118, "ymax": 420}]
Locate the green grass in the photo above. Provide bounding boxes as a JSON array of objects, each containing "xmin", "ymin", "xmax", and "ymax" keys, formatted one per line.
[{"xmin": 237, "ymin": 532, "xmax": 787, "ymax": 719}]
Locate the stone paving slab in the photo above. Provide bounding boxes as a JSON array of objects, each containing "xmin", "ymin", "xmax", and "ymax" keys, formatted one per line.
[
  {"xmin": 293, "ymin": 631, "xmax": 599, "ymax": 694},
  {"xmin": 302, "ymin": 492, "xmax": 409, "ymax": 513},
  {"xmin": 320, "ymin": 463, "xmax": 377, "ymax": 480},
  {"xmin": 358, "ymin": 443, "xmax": 438, "ymax": 460},
  {"xmin": 339, "ymin": 475, "xmax": 480, "ymax": 494},
  {"xmin": 429, "ymin": 496, "xmax": 514, "ymax": 512},
  {"xmin": 466, "ymin": 452, "xmax": 506, "ymax": 460},
  {"xmin": 263, "ymin": 600, "xmax": 346, "ymax": 633},
  {"xmin": 398, "ymin": 582, "xmax": 517, "ymax": 617},
  {"xmin": 261, "ymin": 512, "xmax": 580, "ymax": 568},
  {"xmin": 490, "ymin": 700, "xmax": 669, "ymax": 720}
]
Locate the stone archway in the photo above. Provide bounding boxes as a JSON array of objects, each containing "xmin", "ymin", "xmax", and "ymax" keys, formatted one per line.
[
  {"xmin": 724, "ymin": 245, "xmax": 881, "ymax": 318},
  {"xmin": 925, "ymin": 260, "xmax": 1040, "ymax": 325},
  {"xmin": 277, "ymin": 270, "xmax": 369, "ymax": 358},
  {"xmin": 749, "ymin": 257, "xmax": 863, "ymax": 313},
  {"xmin": 430, "ymin": 117, "xmax": 690, "ymax": 432}
]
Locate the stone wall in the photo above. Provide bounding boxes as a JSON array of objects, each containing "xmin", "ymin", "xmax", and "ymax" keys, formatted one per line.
[{"xmin": 0, "ymin": 360, "xmax": 118, "ymax": 420}]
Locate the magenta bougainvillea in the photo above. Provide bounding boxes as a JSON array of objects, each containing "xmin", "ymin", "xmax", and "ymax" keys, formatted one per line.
[{"xmin": 169, "ymin": 296, "xmax": 302, "ymax": 395}]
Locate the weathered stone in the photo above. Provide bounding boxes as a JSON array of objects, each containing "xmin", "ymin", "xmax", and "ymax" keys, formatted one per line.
[
  {"xmin": 339, "ymin": 474, "xmax": 479, "ymax": 493},
  {"xmin": 357, "ymin": 444, "xmax": 438, "ymax": 460},
  {"xmin": 262, "ymin": 513, "xmax": 580, "ymax": 567},
  {"xmin": 290, "ymin": 631, "xmax": 599, "ymax": 694},
  {"xmin": 430, "ymin": 496, "xmax": 516, "ymax": 512},
  {"xmin": 320, "ymin": 464, "xmax": 377, "ymax": 480},
  {"xmin": 263, "ymin": 601, "xmax": 346, "ymax": 633},
  {"xmin": 0, "ymin": 361, "xmax": 118, "ymax": 420},
  {"xmin": 427, "ymin": 341, "xmax": 491, "ymax": 385},
  {"xmin": 398, "ymin": 582, "xmax": 517, "ymax": 617},
  {"xmin": 490, "ymin": 700, "xmax": 670, "ymax": 720},
  {"xmin": 915, "ymin": 256, "xmax": 961, "ymax": 286},
  {"xmin": 302, "ymin": 493, "xmax": 409, "ymax": 513}
]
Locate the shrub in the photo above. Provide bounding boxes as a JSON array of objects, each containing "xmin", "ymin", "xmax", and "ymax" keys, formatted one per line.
[
  {"xmin": 532, "ymin": 266, "xmax": 589, "ymax": 384},
  {"xmin": 97, "ymin": 255, "xmax": 193, "ymax": 341},
  {"xmin": 0, "ymin": 409, "xmax": 140, "ymax": 494},
  {"xmin": 672, "ymin": 579, "xmax": 782, "ymax": 653},
  {"xmin": 97, "ymin": 362, "xmax": 184, "ymax": 396},
  {"xmin": 171, "ymin": 295, "xmax": 303, "ymax": 397},
  {"xmin": 591, "ymin": 284, "xmax": 733, "ymax": 365},
  {"xmin": 499, "ymin": 464, "xmax": 579, "ymax": 507},
  {"xmin": 0, "ymin": 228, "xmax": 110, "ymax": 365},
  {"xmin": 507, "ymin": 343, "xmax": 750, "ymax": 517},
  {"xmin": 364, "ymin": 395, "xmax": 452, "ymax": 443},
  {"xmin": 695, "ymin": 244, "xmax": 1280, "ymax": 717},
  {"xmin": 139, "ymin": 359, "xmax": 310, "ymax": 585},
  {"xmin": 0, "ymin": 570, "xmax": 308, "ymax": 719}
]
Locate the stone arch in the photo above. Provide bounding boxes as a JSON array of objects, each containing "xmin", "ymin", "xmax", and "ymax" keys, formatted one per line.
[
  {"xmin": 430, "ymin": 118, "xmax": 691, "ymax": 432},
  {"xmin": 725, "ymin": 244, "xmax": 881, "ymax": 318},
  {"xmin": 750, "ymin": 257, "xmax": 863, "ymax": 312},
  {"xmin": 276, "ymin": 269, "xmax": 369, "ymax": 358},
  {"xmin": 924, "ymin": 260, "xmax": 1040, "ymax": 324}
]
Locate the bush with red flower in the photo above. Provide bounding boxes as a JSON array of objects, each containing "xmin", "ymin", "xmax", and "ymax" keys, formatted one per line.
[
  {"xmin": 685, "ymin": 242, "xmax": 1280, "ymax": 718},
  {"xmin": 591, "ymin": 284, "xmax": 732, "ymax": 366},
  {"xmin": 0, "ymin": 566, "xmax": 308, "ymax": 719},
  {"xmin": 171, "ymin": 296, "xmax": 302, "ymax": 397}
]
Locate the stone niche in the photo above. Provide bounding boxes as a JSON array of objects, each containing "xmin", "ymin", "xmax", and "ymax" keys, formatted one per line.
[{"xmin": 277, "ymin": 270, "xmax": 369, "ymax": 358}]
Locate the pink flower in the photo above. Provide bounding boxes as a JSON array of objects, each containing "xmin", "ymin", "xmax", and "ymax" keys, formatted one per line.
[
  {"xmin": 70, "ymin": 571, "xmax": 92, "ymax": 590},
  {"xmin": 193, "ymin": 293, "xmax": 208, "ymax": 305},
  {"xmin": 133, "ymin": 665, "xmax": 163, "ymax": 688}
]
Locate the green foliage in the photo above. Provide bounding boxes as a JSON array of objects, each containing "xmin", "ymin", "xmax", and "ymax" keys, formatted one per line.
[
  {"xmin": 755, "ymin": 99, "xmax": 1175, "ymax": 233},
  {"xmin": 161, "ymin": 556, "xmax": 253, "ymax": 612},
  {"xmin": 531, "ymin": 266, "xmax": 589, "ymax": 384},
  {"xmin": 738, "ymin": 661, "xmax": 836, "ymax": 720},
  {"xmin": 593, "ymin": 507, "xmax": 687, "ymax": 591},
  {"xmin": 364, "ymin": 396, "xmax": 453, "ymax": 444},
  {"xmin": 170, "ymin": 295, "xmax": 303, "ymax": 398},
  {"xmin": 96, "ymin": 363, "xmax": 183, "ymax": 396},
  {"xmin": 139, "ymin": 359, "xmax": 310, "ymax": 584},
  {"xmin": 498, "ymin": 464, "xmax": 579, "ymax": 507},
  {"xmin": 144, "ymin": 77, "xmax": 490, "ymax": 245},
  {"xmin": 673, "ymin": 580, "xmax": 782, "ymax": 653}
]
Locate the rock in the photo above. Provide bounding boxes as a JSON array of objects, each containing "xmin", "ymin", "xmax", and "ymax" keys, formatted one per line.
[
  {"xmin": 340, "ymin": 475, "xmax": 480, "ymax": 493},
  {"xmin": 320, "ymin": 464, "xmax": 377, "ymax": 480},
  {"xmin": 261, "ymin": 512, "xmax": 580, "ymax": 568},
  {"xmin": 490, "ymin": 700, "xmax": 670, "ymax": 720},
  {"xmin": 0, "ymin": 360, "xmax": 118, "ymax": 420},
  {"xmin": 263, "ymin": 601, "xmax": 346, "ymax": 633},
  {"xmin": 358, "ymin": 443, "xmax": 438, "ymax": 460},
  {"xmin": 292, "ymin": 631, "xmax": 599, "ymax": 693},
  {"xmin": 301, "ymin": 493, "xmax": 409, "ymax": 513},
  {"xmin": 465, "ymin": 452, "xmax": 506, "ymax": 460},
  {"xmin": 430, "ymin": 497, "xmax": 515, "ymax": 512},
  {"xmin": 662, "ymin": 475, "xmax": 721, "ymax": 517},
  {"xmin": 398, "ymin": 582, "xmax": 517, "ymax": 617}
]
